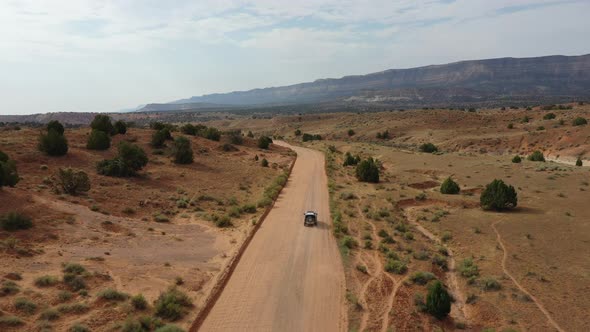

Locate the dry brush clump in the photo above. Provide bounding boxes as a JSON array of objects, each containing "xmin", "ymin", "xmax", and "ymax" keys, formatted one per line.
[
  {"xmin": 0, "ymin": 150, "xmax": 19, "ymax": 188},
  {"xmin": 55, "ymin": 168, "xmax": 90, "ymax": 195}
]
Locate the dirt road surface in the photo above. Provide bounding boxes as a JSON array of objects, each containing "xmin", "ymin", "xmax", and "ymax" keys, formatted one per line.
[{"xmin": 199, "ymin": 142, "xmax": 346, "ymax": 332}]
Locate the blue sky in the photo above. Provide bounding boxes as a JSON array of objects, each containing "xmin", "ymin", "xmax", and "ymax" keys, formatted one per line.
[{"xmin": 0, "ymin": 0, "xmax": 589, "ymax": 115}]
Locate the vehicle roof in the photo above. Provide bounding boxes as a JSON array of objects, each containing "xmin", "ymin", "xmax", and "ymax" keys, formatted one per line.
[{"xmin": 305, "ymin": 211, "xmax": 317, "ymax": 215}]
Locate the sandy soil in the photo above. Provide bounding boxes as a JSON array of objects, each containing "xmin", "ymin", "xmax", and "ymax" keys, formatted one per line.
[{"xmin": 199, "ymin": 142, "xmax": 347, "ymax": 332}]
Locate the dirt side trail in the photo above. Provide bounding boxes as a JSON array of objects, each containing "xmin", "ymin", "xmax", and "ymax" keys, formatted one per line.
[{"xmin": 199, "ymin": 142, "xmax": 347, "ymax": 332}]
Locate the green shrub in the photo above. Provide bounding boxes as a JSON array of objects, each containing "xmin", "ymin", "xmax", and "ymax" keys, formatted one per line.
[
  {"xmin": 97, "ymin": 288, "xmax": 129, "ymax": 301},
  {"xmin": 340, "ymin": 236, "xmax": 358, "ymax": 249},
  {"xmin": 261, "ymin": 158, "xmax": 269, "ymax": 167},
  {"xmin": 527, "ymin": 150, "xmax": 545, "ymax": 162},
  {"xmin": 121, "ymin": 316, "xmax": 164, "ymax": 332},
  {"xmin": 241, "ymin": 204, "xmax": 256, "ymax": 213},
  {"xmin": 347, "ymin": 129, "xmax": 355, "ymax": 136},
  {"xmin": 410, "ymin": 271, "xmax": 436, "ymax": 285},
  {"xmin": 0, "ymin": 280, "xmax": 19, "ymax": 296},
  {"xmin": 512, "ymin": 155, "xmax": 522, "ymax": 163},
  {"xmin": 458, "ymin": 258, "xmax": 479, "ymax": 278},
  {"xmin": 40, "ymin": 308, "xmax": 60, "ymax": 320},
  {"xmin": 114, "ymin": 120, "xmax": 127, "ymax": 134},
  {"xmin": 257, "ymin": 136, "xmax": 273, "ymax": 149},
  {"xmin": 342, "ymin": 152, "xmax": 360, "ymax": 166},
  {"xmin": 440, "ymin": 177, "xmax": 460, "ymax": 194},
  {"xmin": 63, "ymin": 263, "xmax": 86, "ymax": 274},
  {"xmin": 214, "ymin": 215, "xmax": 232, "ymax": 228},
  {"xmin": 294, "ymin": 129, "xmax": 301, "ymax": 136},
  {"xmin": 87, "ymin": 129, "xmax": 111, "ymax": 150},
  {"xmin": 56, "ymin": 168, "xmax": 90, "ymax": 195},
  {"xmin": 576, "ymin": 157, "xmax": 583, "ymax": 166},
  {"xmin": 301, "ymin": 133, "xmax": 322, "ymax": 142},
  {"xmin": 63, "ymin": 274, "xmax": 86, "ymax": 291},
  {"xmin": 57, "ymin": 290, "xmax": 73, "ymax": 302},
  {"xmin": 432, "ymin": 254, "xmax": 448, "ymax": 270},
  {"xmin": 426, "ymin": 280, "xmax": 451, "ymax": 319},
  {"xmin": 35, "ymin": 275, "xmax": 59, "ymax": 287},
  {"xmin": 0, "ymin": 212, "xmax": 32, "ymax": 231},
  {"xmin": 39, "ymin": 129, "xmax": 69, "ymax": 156},
  {"xmin": 480, "ymin": 179, "xmax": 518, "ymax": 211},
  {"xmin": 0, "ymin": 316, "xmax": 24, "ymax": 327},
  {"xmin": 376, "ymin": 130, "xmax": 390, "ymax": 139},
  {"xmin": 57, "ymin": 302, "xmax": 90, "ymax": 314},
  {"xmin": 97, "ymin": 142, "xmax": 148, "ymax": 177},
  {"xmin": 573, "ymin": 117, "xmax": 587, "ymax": 126},
  {"xmin": 151, "ymin": 129, "xmax": 168, "ymax": 148},
  {"xmin": 199, "ymin": 127, "xmax": 221, "ymax": 141},
  {"xmin": 14, "ymin": 297, "xmax": 37, "ymax": 314},
  {"xmin": 355, "ymin": 157, "xmax": 379, "ymax": 183},
  {"xmin": 419, "ymin": 143, "xmax": 438, "ymax": 153},
  {"xmin": 0, "ymin": 154, "xmax": 19, "ymax": 188},
  {"xmin": 131, "ymin": 294, "xmax": 148, "ymax": 310},
  {"xmin": 154, "ymin": 287, "xmax": 193, "ymax": 321},
  {"xmin": 90, "ymin": 114, "xmax": 114, "ymax": 134},
  {"xmin": 507, "ymin": 123, "xmax": 513, "ymax": 129},
  {"xmin": 155, "ymin": 325, "xmax": 184, "ymax": 332},
  {"xmin": 69, "ymin": 324, "xmax": 90, "ymax": 332},
  {"xmin": 47, "ymin": 120, "xmax": 65, "ymax": 135},
  {"xmin": 173, "ymin": 137, "xmax": 193, "ymax": 164},
  {"xmin": 154, "ymin": 214, "xmax": 170, "ymax": 223},
  {"xmin": 385, "ymin": 259, "xmax": 407, "ymax": 274},
  {"xmin": 481, "ymin": 277, "xmax": 502, "ymax": 291},
  {"xmin": 543, "ymin": 113, "xmax": 556, "ymax": 120}
]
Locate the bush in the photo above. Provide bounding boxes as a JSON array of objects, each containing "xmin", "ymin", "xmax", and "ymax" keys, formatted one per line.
[
  {"xmin": 340, "ymin": 236, "xmax": 357, "ymax": 249},
  {"xmin": 14, "ymin": 297, "xmax": 37, "ymax": 314},
  {"xmin": 458, "ymin": 258, "xmax": 479, "ymax": 278},
  {"xmin": 154, "ymin": 287, "xmax": 193, "ymax": 321},
  {"xmin": 180, "ymin": 124, "xmax": 197, "ymax": 135},
  {"xmin": 426, "ymin": 281, "xmax": 451, "ymax": 319},
  {"xmin": 97, "ymin": 142, "xmax": 148, "ymax": 177},
  {"xmin": 573, "ymin": 117, "xmax": 587, "ymax": 126},
  {"xmin": 47, "ymin": 120, "xmax": 65, "ymax": 135},
  {"xmin": 173, "ymin": 137, "xmax": 193, "ymax": 164},
  {"xmin": 155, "ymin": 325, "xmax": 184, "ymax": 332},
  {"xmin": 229, "ymin": 133, "xmax": 243, "ymax": 145},
  {"xmin": 63, "ymin": 274, "xmax": 86, "ymax": 291},
  {"xmin": 302, "ymin": 133, "xmax": 322, "ymax": 142},
  {"xmin": 151, "ymin": 129, "xmax": 169, "ymax": 148},
  {"xmin": 356, "ymin": 157, "xmax": 379, "ymax": 183},
  {"xmin": 0, "ymin": 316, "xmax": 24, "ymax": 327},
  {"xmin": 576, "ymin": 157, "xmax": 583, "ymax": 166},
  {"xmin": 294, "ymin": 129, "xmax": 301, "ymax": 136},
  {"xmin": 0, "ymin": 153, "xmax": 19, "ymax": 188},
  {"xmin": 261, "ymin": 158, "xmax": 269, "ymax": 167},
  {"xmin": 348, "ymin": 129, "xmax": 355, "ymax": 136},
  {"xmin": 69, "ymin": 324, "xmax": 91, "ymax": 332},
  {"xmin": 410, "ymin": 271, "xmax": 436, "ymax": 285},
  {"xmin": 90, "ymin": 114, "xmax": 114, "ymax": 135},
  {"xmin": 131, "ymin": 294, "xmax": 148, "ymax": 310},
  {"xmin": 385, "ymin": 259, "xmax": 407, "ymax": 274},
  {"xmin": 527, "ymin": 150, "xmax": 545, "ymax": 162},
  {"xmin": 507, "ymin": 123, "xmax": 513, "ymax": 129},
  {"xmin": 512, "ymin": 155, "xmax": 522, "ymax": 163},
  {"xmin": 87, "ymin": 129, "xmax": 111, "ymax": 150},
  {"xmin": 342, "ymin": 152, "xmax": 360, "ymax": 166},
  {"xmin": 56, "ymin": 168, "xmax": 90, "ymax": 195},
  {"xmin": 481, "ymin": 277, "xmax": 502, "ymax": 291},
  {"xmin": 200, "ymin": 127, "xmax": 221, "ymax": 141},
  {"xmin": 419, "ymin": 143, "xmax": 438, "ymax": 153},
  {"xmin": 39, "ymin": 129, "xmax": 69, "ymax": 156},
  {"xmin": 35, "ymin": 275, "xmax": 59, "ymax": 287},
  {"xmin": 0, "ymin": 212, "xmax": 32, "ymax": 231},
  {"xmin": 480, "ymin": 179, "xmax": 517, "ymax": 211},
  {"xmin": 543, "ymin": 113, "xmax": 556, "ymax": 120},
  {"xmin": 114, "ymin": 120, "xmax": 127, "ymax": 134},
  {"xmin": 257, "ymin": 136, "xmax": 273, "ymax": 149},
  {"xmin": 242, "ymin": 204, "xmax": 256, "ymax": 213},
  {"xmin": 97, "ymin": 288, "xmax": 129, "ymax": 301},
  {"xmin": 376, "ymin": 130, "xmax": 390, "ymax": 139},
  {"xmin": 63, "ymin": 263, "xmax": 86, "ymax": 274},
  {"xmin": 440, "ymin": 177, "xmax": 460, "ymax": 195},
  {"xmin": 40, "ymin": 308, "xmax": 60, "ymax": 321},
  {"xmin": 122, "ymin": 316, "xmax": 164, "ymax": 332},
  {"xmin": 214, "ymin": 215, "xmax": 232, "ymax": 228}
]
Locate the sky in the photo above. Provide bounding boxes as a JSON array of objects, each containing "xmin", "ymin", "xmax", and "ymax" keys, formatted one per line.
[{"xmin": 1, "ymin": 0, "xmax": 589, "ymax": 115}]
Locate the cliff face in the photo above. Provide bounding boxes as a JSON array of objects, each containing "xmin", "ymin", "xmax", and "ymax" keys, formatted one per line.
[{"xmin": 175, "ymin": 54, "xmax": 590, "ymax": 106}]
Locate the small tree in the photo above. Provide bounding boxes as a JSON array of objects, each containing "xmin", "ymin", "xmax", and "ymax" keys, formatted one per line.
[
  {"xmin": 56, "ymin": 168, "xmax": 90, "ymax": 195},
  {"xmin": 114, "ymin": 120, "xmax": 127, "ymax": 135},
  {"xmin": 294, "ymin": 129, "xmax": 302, "ymax": 136},
  {"xmin": 573, "ymin": 117, "xmax": 587, "ymax": 126},
  {"xmin": 151, "ymin": 129, "xmax": 169, "ymax": 148},
  {"xmin": 419, "ymin": 143, "xmax": 438, "ymax": 153},
  {"xmin": 0, "ymin": 151, "xmax": 19, "ymax": 188},
  {"xmin": 173, "ymin": 137, "xmax": 193, "ymax": 164},
  {"xmin": 527, "ymin": 150, "xmax": 545, "ymax": 162},
  {"xmin": 97, "ymin": 142, "xmax": 147, "ymax": 177},
  {"xmin": 480, "ymin": 179, "xmax": 518, "ymax": 211},
  {"xmin": 440, "ymin": 177, "xmax": 460, "ymax": 195},
  {"xmin": 87, "ymin": 130, "xmax": 111, "ymax": 150},
  {"xmin": 348, "ymin": 129, "xmax": 355, "ymax": 136},
  {"xmin": 0, "ymin": 212, "xmax": 32, "ymax": 231},
  {"xmin": 200, "ymin": 127, "xmax": 221, "ymax": 141},
  {"xmin": 512, "ymin": 155, "xmax": 522, "ymax": 163},
  {"xmin": 39, "ymin": 129, "xmax": 69, "ymax": 156},
  {"xmin": 90, "ymin": 115, "xmax": 114, "ymax": 135},
  {"xmin": 258, "ymin": 136, "xmax": 273, "ymax": 149},
  {"xmin": 261, "ymin": 158, "xmax": 269, "ymax": 167},
  {"xmin": 576, "ymin": 157, "xmax": 583, "ymax": 167},
  {"xmin": 181, "ymin": 124, "xmax": 197, "ymax": 136},
  {"xmin": 426, "ymin": 281, "xmax": 451, "ymax": 319},
  {"xmin": 47, "ymin": 120, "xmax": 65, "ymax": 135},
  {"xmin": 343, "ymin": 152, "xmax": 360, "ymax": 166},
  {"xmin": 356, "ymin": 157, "xmax": 379, "ymax": 183}
]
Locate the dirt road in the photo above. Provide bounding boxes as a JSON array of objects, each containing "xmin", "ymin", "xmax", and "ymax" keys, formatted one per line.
[{"xmin": 199, "ymin": 142, "xmax": 346, "ymax": 332}]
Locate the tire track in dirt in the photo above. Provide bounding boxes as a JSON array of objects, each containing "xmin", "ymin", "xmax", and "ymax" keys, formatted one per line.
[
  {"xmin": 491, "ymin": 220, "xmax": 565, "ymax": 332},
  {"xmin": 402, "ymin": 207, "xmax": 468, "ymax": 323}
]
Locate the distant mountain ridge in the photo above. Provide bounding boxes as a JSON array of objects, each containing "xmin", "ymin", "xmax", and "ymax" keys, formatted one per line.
[{"xmin": 154, "ymin": 54, "xmax": 590, "ymax": 108}]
